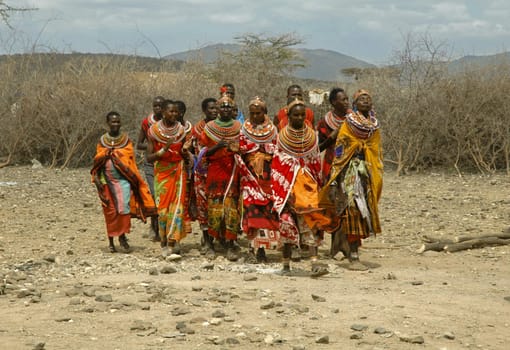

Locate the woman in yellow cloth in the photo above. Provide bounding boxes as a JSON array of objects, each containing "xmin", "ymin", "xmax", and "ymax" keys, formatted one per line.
[
  {"xmin": 91, "ymin": 111, "xmax": 157, "ymax": 253},
  {"xmin": 147, "ymin": 100, "xmax": 193, "ymax": 257},
  {"xmin": 320, "ymin": 89, "xmax": 383, "ymax": 270}
]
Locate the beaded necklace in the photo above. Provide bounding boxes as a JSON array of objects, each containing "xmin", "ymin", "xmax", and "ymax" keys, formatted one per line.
[
  {"xmin": 149, "ymin": 120, "xmax": 186, "ymax": 144},
  {"xmin": 204, "ymin": 119, "xmax": 241, "ymax": 143},
  {"xmin": 242, "ymin": 115, "xmax": 277, "ymax": 144},
  {"xmin": 346, "ymin": 111, "xmax": 379, "ymax": 139},
  {"xmin": 100, "ymin": 132, "xmax": 129, "ymax": 149},
  {"xmin": 278, "ymin": 125, "xmax": 317, "ymax": 157},
  {"xmin": 183, "ymin": 120, "xmax": 192, "ymax": 134},
  {"xmin": 148, "ymin": 113, "xmax": 159, "ymax": 127},
  {"xmin": 324, "ymin": 110, "xmax": 347, "ymax": 130}
]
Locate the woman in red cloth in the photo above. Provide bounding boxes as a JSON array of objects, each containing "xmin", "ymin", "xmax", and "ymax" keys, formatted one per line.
[
  {"xmin": 237, "ymin": 97, "xmax": 279, "ymax": 263},
  {"xmin": 271, "ymin": 99, "xmax": 330, "ymax": 276},
  {"xmin": 200, "ymin": 95, "xmax": 242, "ymax": 261},
  {"xmin": 91, "ymin": 111, "xmax": 157, "ymax": 253}
]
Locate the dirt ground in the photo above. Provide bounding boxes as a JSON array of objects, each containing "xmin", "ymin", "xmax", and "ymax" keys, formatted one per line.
[{"xmin": 0, "ymin": 165, "xmax": 509, "ymax": 350}]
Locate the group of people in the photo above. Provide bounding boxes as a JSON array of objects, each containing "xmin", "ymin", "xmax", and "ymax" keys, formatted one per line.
[{"xmin": 91, "ymin": 83, "xmax": 383, "ymax": 274}]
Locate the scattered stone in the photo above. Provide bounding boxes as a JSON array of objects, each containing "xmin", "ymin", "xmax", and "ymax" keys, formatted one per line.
[
  {"xmin": 83, "ymin": 288, "xmax": 96, "ymax": 297},
  {"xmin": 148, "ymin": 267, "xmax": 158, "ymax": 275},
  {"xmin": 504, "ymin": 296, "xmax": 510, "ymax": 302},
  {"xmin": 65, "ymin": 288, "xmax": 82, "ymax": 297},
  {"xmin": 350, "ymin": 324, "xmax": 368, "ymax": 332},
  {"xmin": 43, "ymin": 255, "xmax": 56, "ymax": 263},
  {"xmin": 167, "ymin": 254, "xmax": 182, "ymax": 261},
  {"xmin": 69, "ymin": 298, "xmax": 82, "ymax": 306},
  {"xmin": 176, "ymin": 321, "xmax": 187, "ymax": 330},
  {"xmin": 290, "ymin": 304, "xmax": 309, "ymax": 313},
  {"xmin": 260, "ymin": 300, "xmax": 275, "ymax": 309},
  {"xmin": 171, "ymin": 307, "xmax": 190, "ymax": 316},
  {"xmin": 201, "ymin": 262, "xmax": 214, "ymax": 270},
  {"xmin": 81, "ymin": 307, "xmax": 94, "ymax": 313},
  {"xmin": 191, "ymin": 275, "xmax": 201, "ymax": 280},
  {"xmin": 292, "ymin": 345, "xmax": 306, "ymax": 350},
  {"xmin": 217, "ymin": 295, "xmax": 231, "ymax": 303},
  {"xmin": 374, "ymin": 327, "xmax": 391, "ymax": 334},
  {"xmin": 161, "ymin": 332, "xmax": 183, "ymax": 338},
  {"xmin": 160, "ymin": 265, "xmax": 177, "ymax": 274},
  {"xmin": 443, "ymin": 331, "xmax": 455, "ymax": 340},
  {"xmin": 243, "ymin": 275, "xmax": 257, "ymax": 281},
  {"xmin": 224, "ymin": 316, "xmax": 235, "ymax": 322},
  {"xmin": 17, "ymin": 288, "xmax": 41, "ymax": 299},
  {"xmin": 385, "ymin": 273, "xmax": 397, "ymax": 280},
  {"xmin": 55, "ymin": 317, "xmax": 72, "ymax": 322},
  {"xmin": 209, "ymin": 318, "xmax": 222, "ymax": 325},
  {"xmin": 331, "ymin": 308, "xmax": 339, "ymax": 313},
  {"xmin": 130, "ymin": 320, "xmax": 153, "ymax": 331},
  {"xmin": 226, "ymin": 337, "xmax": 240, "ymax": 345},
  {"xmin": 315, "ymin": 335, "xmax": 329, "ymax": 344},
  {"xmin": 189, "ymin": 316, "xmax": 207, "ymax": 324},
  {"xmin": 192, "ymin": 286, "xmax": 203, "ymax": 292},
  {"xmin": 212, "ymin": 310, "xmax": 225, "ymax": 318},
  {"xmin": 399, "ymin": 335, "xmax": 425, "ymax": 344},
  {"xmin": 180, "ymin": 327, "xmax": 195, "ymax": 334},
  {"xmin": 411, "ymin": 281, "xmax": 424, "ymax": 286},
  {"xmin": 311, "ymin": 294, "xmax": 326, "ymax": 302},
  {"xmin": 350, "ymin": 333, "xmax": 363, "ymax": 339},
  {"xmin": 95, "ymin": 294, "xmax": 112, "ymax": 302},
  {"xmin": 33, "ymin": 342, "xmax": 45, "ymax": 350}
]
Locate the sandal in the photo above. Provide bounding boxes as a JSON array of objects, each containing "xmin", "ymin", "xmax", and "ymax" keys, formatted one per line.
[
  {"xmin": 310, "ymin": 264, "xmax": 329, "ymax": 278},
  {"xmin": 119, "ymin": 235, "xmax": 130, "ymax": 252},
  {"xmin": 109, "ymin": 244, "xmax": 117, "ymax": 253}
]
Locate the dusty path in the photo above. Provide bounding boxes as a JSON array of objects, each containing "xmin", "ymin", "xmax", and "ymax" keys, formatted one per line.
[{"xmin": 0, "ymin": 166, "xmax": 509, "ymax": 350}]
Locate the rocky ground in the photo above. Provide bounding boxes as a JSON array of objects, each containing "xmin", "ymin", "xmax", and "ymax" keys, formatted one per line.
[{"xmin": 0, "ymin": 166, "xmax": 509, "ymax": 350}]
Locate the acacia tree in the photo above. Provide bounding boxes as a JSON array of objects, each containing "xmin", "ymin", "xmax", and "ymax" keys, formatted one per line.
[{"xmin": 208, "ymin": 32, "xmax": 307, "ymax": 115}]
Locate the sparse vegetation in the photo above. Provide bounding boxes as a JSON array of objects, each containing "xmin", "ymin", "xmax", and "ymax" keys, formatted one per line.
[{"xmin": 0, "ymin": 32, "xmax": 508, "ymax": 174}]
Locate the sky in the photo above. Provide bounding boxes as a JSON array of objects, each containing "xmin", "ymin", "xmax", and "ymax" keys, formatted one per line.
[{"xmin": 2, "ymin": 0, "xmax": 509, "ymax": 65}]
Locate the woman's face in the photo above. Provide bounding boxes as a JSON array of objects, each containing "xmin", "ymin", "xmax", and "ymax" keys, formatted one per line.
[
  {"xmin": 204, "ymin": 102, "xmax": 218, "ymax": 120},
  {"xmin": 218, "ymin": 102, "xmax": 234, "ymax": 120},
  {"xmin": 249, "ymin": 105, "xmax": 265, "ymax": 125},
  {"xmin": 355, "ymin": 94, "xmax": 372, "ymax": 114},
  {"xmin": 288, "ymin": 105, "xmax": 306, "ymax": 129},
  {"xmin": 163, "ymin": 104, "xmax": 179, "ymax": 125},
  {"xmin": 107, "ymin": 114, "xmax": 121, "ymax": 135},
  {"xmin": 332, "ymin": 91, "xmax": 349, "ymax": 113}
]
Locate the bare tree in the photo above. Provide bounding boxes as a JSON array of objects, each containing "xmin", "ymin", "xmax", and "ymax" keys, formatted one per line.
[{"xmin": 0, "ymin": 1, "xmax": 36, "ymax": 28}]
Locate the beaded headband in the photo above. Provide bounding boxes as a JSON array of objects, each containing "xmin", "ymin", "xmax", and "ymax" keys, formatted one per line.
[{"xmin": 286, "ymin": 98, "xmax": 305, "ymax": 114}]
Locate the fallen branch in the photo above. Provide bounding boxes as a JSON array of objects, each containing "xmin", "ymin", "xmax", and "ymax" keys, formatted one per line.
[{"xmin": 417, "ymin": 234, "xmax": 510, "ymax": 253}]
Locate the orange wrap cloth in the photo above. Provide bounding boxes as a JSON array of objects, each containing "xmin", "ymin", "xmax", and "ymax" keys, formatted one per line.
[{"xmin": 91, "ymin": 136, "xmax": 157, "ymax": 237}]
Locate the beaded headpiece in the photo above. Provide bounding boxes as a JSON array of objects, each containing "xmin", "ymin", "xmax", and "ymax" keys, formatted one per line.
[
  {"xmin": 217, "ymin": 94, "xmax": 235, "ymax": 107},
  {"xmin": 286, "ymin": 98, "xmax": 305, "ymax": 114},
  {"xmin": 352, "ymin": 89, "xmax": 371, "ymax": 103},
  {"xmin": 249, "ymin": 96, "xmax": 267, "ymax": 109}
]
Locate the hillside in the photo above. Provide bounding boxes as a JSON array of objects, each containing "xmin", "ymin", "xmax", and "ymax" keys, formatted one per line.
[{"xmin": 163, "ymin": 43, "xmax": 375, "ymax": 82}]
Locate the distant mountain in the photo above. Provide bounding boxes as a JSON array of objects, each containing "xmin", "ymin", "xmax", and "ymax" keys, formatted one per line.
[
  {"xmin": 448, "ymin": 52, "xmax": 510, "ymax": 73},
  {"xmin": 163, "ymin": 44, "xmax": 375, "ymax": 82}
]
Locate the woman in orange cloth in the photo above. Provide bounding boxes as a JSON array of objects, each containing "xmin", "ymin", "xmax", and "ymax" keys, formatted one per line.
[
  {"xmin": 200, "ymin": 95, "xmax": 242, "ymax": 261},
  {"xmin": 91, "ymin": 111, "xmax": 157, "ymax": 253},
  {"xmin": 320, "ymin": 89, "xmax": 383, "ymax": 270},
  {"xmin": 236, "ymin": 97, "xmax": 279, "ymax": 263},
  {"xmin": 147, "ymin": 100, "xmax": 193, "ymax": 257},
  {"xmin": 271, "ymin": 99, "xmax": 331, "ymax": 276}
]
